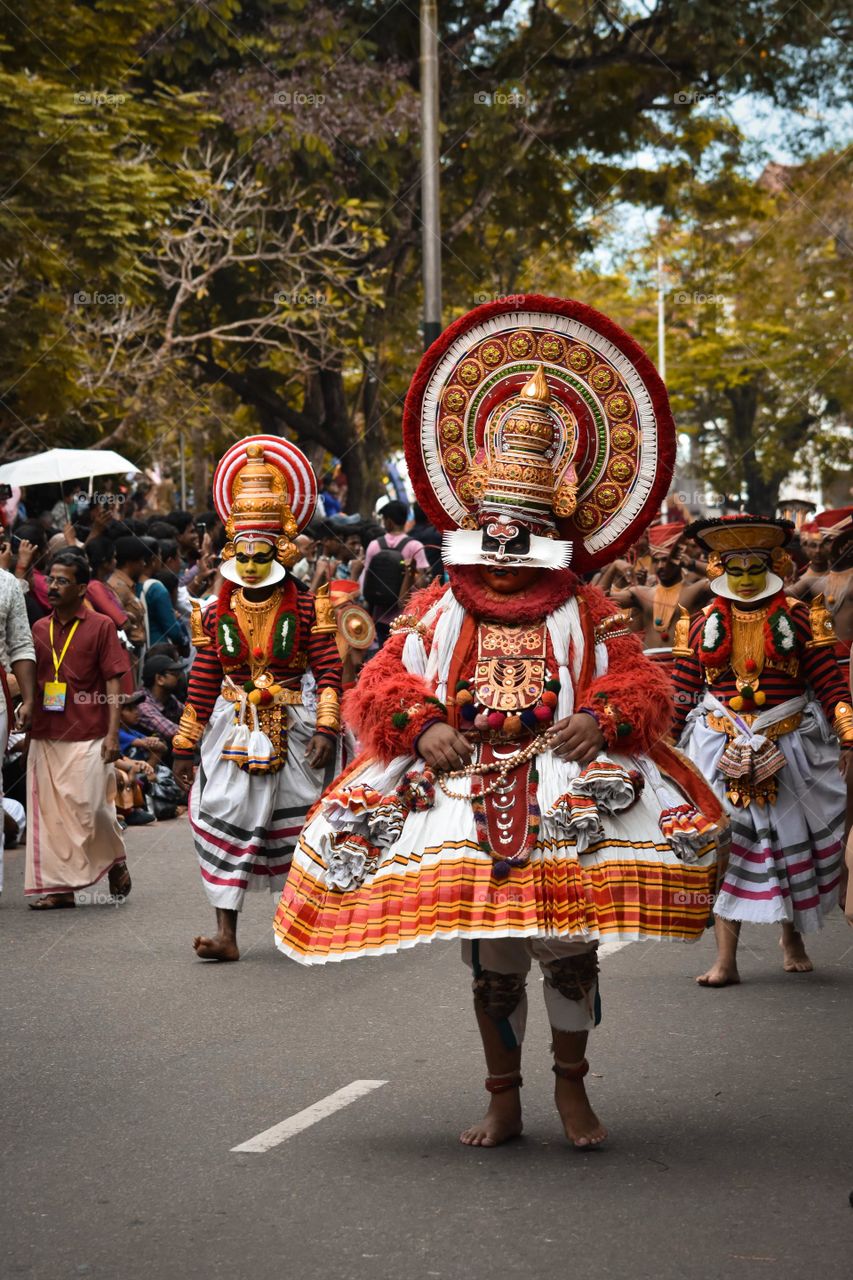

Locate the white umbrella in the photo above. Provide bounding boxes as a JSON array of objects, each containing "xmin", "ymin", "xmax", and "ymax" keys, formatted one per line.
[{"xmin": 0, "ymin": 447, "xmax": 140, "ymax": 488}]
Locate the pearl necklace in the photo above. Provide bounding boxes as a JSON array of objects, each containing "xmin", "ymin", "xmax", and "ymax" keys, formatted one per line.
[{"xmin": 437, "ymin": 731, "xmax": 557, "ymax": 800}]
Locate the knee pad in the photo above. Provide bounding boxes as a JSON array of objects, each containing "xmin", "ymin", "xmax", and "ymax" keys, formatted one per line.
[
  {"xmin": 543, "ymin": 950, "xmax": 600, "ymax": 1002},
  {"xmin": 472, "ymin": 969, "xmax": 527, "ymax": 1022}
]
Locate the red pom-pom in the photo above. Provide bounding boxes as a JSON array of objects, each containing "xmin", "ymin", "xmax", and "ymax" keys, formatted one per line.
[
  {"xmin": 745, "ymin": 658, "xmax": 757, "ymax": 672},
  {"xmin": 258, "ymin": 689, "xmax": 273, "ymax": 706},
  {"xmin": 487, "ymin": 711, "xmax": 506, "ymax": 730},
  {"xmin": 541, "ymin": 690, "xmax": 559, "ymax": 708},
  {"xmin": 253, "ymin": 646, "xmax": 265, "ymax": 660},
  {"xmin": 534, "ymin": 704, "xmax": 553, "ymax": 723}
]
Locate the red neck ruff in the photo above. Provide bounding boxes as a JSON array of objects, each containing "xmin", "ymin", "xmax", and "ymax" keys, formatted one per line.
[{"xmin": 447, "ymin": 565, "xmax": 579, "ymax": 623}]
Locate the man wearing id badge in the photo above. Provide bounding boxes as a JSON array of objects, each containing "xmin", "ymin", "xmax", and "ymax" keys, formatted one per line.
[{"xmin": 25, "ymin": 550, "xmax": 132, "ymax": 908}]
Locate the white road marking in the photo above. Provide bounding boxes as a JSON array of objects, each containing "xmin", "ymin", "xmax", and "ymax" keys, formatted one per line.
[{"xmin": 231, "ymin": 1079, "xmax": 389, "ymax": 1153}]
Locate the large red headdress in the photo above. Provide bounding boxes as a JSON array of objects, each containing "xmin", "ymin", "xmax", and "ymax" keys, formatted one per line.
[{"xmin": 403, "ymin": 295, "xmax": 676, "ymax": 574}]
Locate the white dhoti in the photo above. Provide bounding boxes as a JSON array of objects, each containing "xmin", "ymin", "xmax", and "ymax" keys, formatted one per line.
[
  {"xmin": 679, "ymin": 694, "xmax": 845, "ymax": 933},
  {"xmin": 189, "ymin": 695, "xmax": 339, "ymax": 910},
  {"xmin": 25, "ymin": 737, "xmax": 126, "ymax": 896}
]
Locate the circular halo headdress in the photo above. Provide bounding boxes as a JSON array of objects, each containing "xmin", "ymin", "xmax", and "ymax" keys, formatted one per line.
[
  {"xmin": 403, "ymin": 294, "xmax": 676, "ymax": 573},
  {"xmin": 212, "ymin": 435, "xmax": 318, "ymax": 585}
]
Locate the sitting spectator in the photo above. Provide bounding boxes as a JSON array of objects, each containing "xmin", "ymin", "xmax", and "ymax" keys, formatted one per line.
[
  {"xmin": 138, "ymin": 654, "xmax": 185, "ymax": 749},
  {"xmin": 118, "ymin": 689, "xmax": 167, "ymax": 763},
  {"xmin": 115, "ymin": 757, "xmax": 156, "ymax": 826}
]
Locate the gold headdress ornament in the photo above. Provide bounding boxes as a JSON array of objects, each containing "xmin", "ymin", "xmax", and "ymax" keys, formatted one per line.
[{"xmin": 212, "ymin": 435, "xmax": 320, "ymax": 583}]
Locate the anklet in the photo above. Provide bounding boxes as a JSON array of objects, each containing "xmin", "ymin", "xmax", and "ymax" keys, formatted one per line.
[
  {"xmin": 552, "ymin": 1058, "xmax": 589, "ymax": 1080},
  {"xmin": 485, "ymin": 1073, "xmax": 523, "ymax": 1093}
]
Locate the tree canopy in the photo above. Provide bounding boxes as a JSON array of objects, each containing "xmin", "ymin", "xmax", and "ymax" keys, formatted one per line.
[{"xmin": 1, "ymin": 1, "xmax": 850, "ymax": 509}]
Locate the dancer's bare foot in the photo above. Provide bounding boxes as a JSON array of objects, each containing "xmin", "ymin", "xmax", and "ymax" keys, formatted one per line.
[
  {"xmin": 780, "ymin": 933, "xmax": 813, "ymax": 973},
  {"xmin": 696, "ymin": 961, "xmax": 740, "ymax": 987},
  {"xmin": 460, "ymin": 1090, "xmax": 523, "ymax": 1147},
  {"xmin": 554, "ymin": 1075, "xmax": 607, "ymax": 1149},
  {"xmin": 193, "ymin": 933, "xmax": 239, "ymax": 962}
]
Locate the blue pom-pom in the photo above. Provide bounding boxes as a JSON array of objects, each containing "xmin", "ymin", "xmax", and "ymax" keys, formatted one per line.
[
  {"xmin": 520, "ymin": 707, "xmax": 538, "ymax": 729},
  {"xmin": 460, "ymin": 703, "xmax": 477, "ymax": 722},
  {"xmin": 492, "ymin": 860, "xmax": 511, "ymax": 880}
]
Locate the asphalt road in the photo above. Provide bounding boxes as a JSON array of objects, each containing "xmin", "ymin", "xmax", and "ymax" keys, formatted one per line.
[{"xmin": 2, "ymin": 817, "xmax": 852, "ymax": 1280}]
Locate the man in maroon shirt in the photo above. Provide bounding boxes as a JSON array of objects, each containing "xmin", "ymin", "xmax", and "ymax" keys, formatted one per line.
[{"xmin": 25, "ymin": 549, "xmax": 132, "ymax": 909}]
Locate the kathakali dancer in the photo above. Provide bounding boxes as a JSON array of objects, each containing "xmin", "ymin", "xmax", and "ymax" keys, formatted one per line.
[
  {"xmin": 273, "ymin": 296, "xmax": 726, "ymax": 1148},
  {"xmin": 172, "ymin": 436, "xmax": 343, "ymax": 961},
  {"xmin": 671, "ymin": 515, "xmax": 852, "ymax": 986}
]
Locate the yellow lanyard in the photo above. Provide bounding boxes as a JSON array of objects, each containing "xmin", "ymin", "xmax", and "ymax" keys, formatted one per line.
[{"xmin": 49, "ymin": 616, "xmax": 80, "ymax": 681}]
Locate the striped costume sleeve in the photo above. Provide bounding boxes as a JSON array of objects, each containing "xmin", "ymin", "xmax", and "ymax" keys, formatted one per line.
[
  {"xmin": 295, "ymin": 586, "xmax": 343, "ymax": 741},
  {"xmin": 180, "ymin": 603, "xmax": 223, "ymax": 728},
  {"xmin": 792, "ymin": 603, "xmax": 849, "ymax": 719},
  {"xmin": 670, "ymin": 617, "xmax": 705, "ymax": 741}
]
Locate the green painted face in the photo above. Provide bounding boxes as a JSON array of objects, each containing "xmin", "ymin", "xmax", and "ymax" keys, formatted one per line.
[
  {"xmin": 724, "ymin": 553, "xmax": 768, "ymax": 600},
  {"xmin": 235, "ymin": 539, "xmax": 275, "ymax": 585}
]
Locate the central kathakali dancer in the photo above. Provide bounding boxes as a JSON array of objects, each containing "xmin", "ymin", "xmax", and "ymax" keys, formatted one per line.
[{"xmin": 273, "ymin": 296, "xmax": 726, "ymax": 1148}]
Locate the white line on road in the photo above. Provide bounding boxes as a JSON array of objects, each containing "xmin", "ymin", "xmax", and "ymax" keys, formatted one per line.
[{"xmin": 231, "ymin": 1079, "xmax": 389, "ymax": 1153}]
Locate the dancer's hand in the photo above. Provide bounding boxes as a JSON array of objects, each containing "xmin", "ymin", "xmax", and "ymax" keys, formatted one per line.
[
  {"xmin": 417, "ymin": 723, "xmax": 473, "ymax": 772},
  {"xmin": 306, "ymin": 732, "xmax": 334, "ymax": 770},
  {"xmin": 173, "ymin": 757, "xmax": 195, "ymax": 791},
  {"xmin": 551, "ymin": 713, "xmax": 605, "ymax": 765}
]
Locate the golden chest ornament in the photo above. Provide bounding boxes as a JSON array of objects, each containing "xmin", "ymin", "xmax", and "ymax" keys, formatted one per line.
[{"xmin": 473, "ymin": 623, "xmax": 548, "ymax": 711}]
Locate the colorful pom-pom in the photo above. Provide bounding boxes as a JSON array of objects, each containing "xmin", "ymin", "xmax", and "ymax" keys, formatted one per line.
[
  {"xmin": 392, "ymin": 711, "xmax": 409, "ymax": 729},
  {"xmin": 456, "ymin": 689, "xmax": 474, "ymax": 706},
  {"xmin": 729, "ymin": 695, "xmax": 744, "ymax": 712},
  {"xmin": 753, "ymin": 690, "xmax": 767, "ymax": 706},
  {"xmin": 455, "ymin": 679, "xmax": 471, "ymax": 692},
  {"xmin": 541, "ymin": 690, "xmax": 559, "ymax": 708},
  {"xmin": 521, "ymin": 708, "xmax": 538, "ymax": 729},
  {"xmin": 252, "ymin": 646, "xmax": 265, "ymax": 660},
  {"xmin": 616, "ymin": 721, "xmax": 632, "ymax": 737},
  {"xmin": 247, "ymin": 689, "xmax": 263, "ymax": 706},
  {"xmin": 460, "ymin": 703, "xmax": 477, "ymax": 722},
  {"xmin": 243, "ymin": 680, "xmax": 255, "ymax": 693},
  {"xmin": 503, "ymin": 714, "xmax": 522, "ymax": 737},
  {"xmin": 745, "ymin": 658, "xmax": 757, "ymax": 673},
  {"xmin": 486, "ymin": 711, "xmax": 506, "ymax": 730},
  {"xmin": 492, "ymin": 860, "xmax": 511, "ymax": 880},
  {"xmin": 258, "ymin": 689, "xmax": 273, "ymax": 707},
  {"xmin": 534, "ymin": 704, "xmax": 553, "ymax": 723},
  {"xmin": 268, "ymin": 684, "xmax": 282, "ymax": 697},
  {"xmin": 474, "ymin": 712, "xmax": 491, "ymax": 731},
  {"xmin": 545, "ymin": 678, "xmax": 561, "ymax": 693}
]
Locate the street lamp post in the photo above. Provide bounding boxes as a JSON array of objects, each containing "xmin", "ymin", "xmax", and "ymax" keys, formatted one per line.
[{"xmin": 420, "ymin": 0, "xmax": 442, "ymax": 350}]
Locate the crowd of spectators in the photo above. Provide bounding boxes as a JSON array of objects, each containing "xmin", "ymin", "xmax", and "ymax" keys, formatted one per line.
[{"xmin": 0, "ymin": 478, "xmax": 447, "ymax": 902}]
